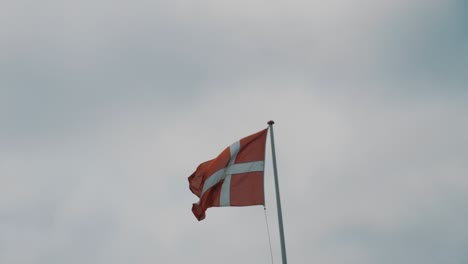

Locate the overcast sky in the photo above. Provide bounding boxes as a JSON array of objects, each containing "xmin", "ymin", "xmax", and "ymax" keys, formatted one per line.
[{"xmin": 1, "ymin": 0, "xmax": 467, "ymax": 263}]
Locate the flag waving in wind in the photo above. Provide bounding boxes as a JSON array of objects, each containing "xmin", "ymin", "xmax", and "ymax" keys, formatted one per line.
[{"xmin": 188, "ymin": 128, "xmax": 268, "ymax": 220}]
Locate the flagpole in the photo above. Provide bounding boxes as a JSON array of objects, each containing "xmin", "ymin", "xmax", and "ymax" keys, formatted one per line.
[{"xmin": 267, "ymin": 120, "xmax": 288, "ymax": 264}]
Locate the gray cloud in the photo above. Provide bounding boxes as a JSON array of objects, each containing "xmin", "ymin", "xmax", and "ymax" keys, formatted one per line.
[{"xmin": 1, "ymin": 0, "xmax": 467, "ymax": 263}]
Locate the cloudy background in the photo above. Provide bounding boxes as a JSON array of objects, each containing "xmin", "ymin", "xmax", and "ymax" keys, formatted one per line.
[{"xmin": 1, "ymin": 0, "xmax": 467, "ymax": 263}]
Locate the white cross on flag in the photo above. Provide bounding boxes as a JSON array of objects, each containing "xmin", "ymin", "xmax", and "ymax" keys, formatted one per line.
[{"xmin": 188, "ymin": 128, "xmax": 268, "ymax": 220}]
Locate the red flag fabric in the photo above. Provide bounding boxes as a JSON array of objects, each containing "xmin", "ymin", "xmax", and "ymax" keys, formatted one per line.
[{"xmin": 188, "ymin": 128, "xmax": 268, "ymax": 221}]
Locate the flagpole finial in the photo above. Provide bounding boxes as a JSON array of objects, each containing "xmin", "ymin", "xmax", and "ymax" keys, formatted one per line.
[{"xmin": 268, "ymin": 120, "xmax": 275, "ymax": 125}]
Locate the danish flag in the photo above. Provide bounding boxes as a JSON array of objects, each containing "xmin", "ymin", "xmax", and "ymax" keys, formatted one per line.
[{"xmin": 188, "ymin": 128, "xmax": 268, "ymax": 221}]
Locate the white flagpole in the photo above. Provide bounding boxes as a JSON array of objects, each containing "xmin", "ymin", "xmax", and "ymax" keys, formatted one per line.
[{"xmin": 267, "ymin": 120, "xmax": 288, "ymax": 264}]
